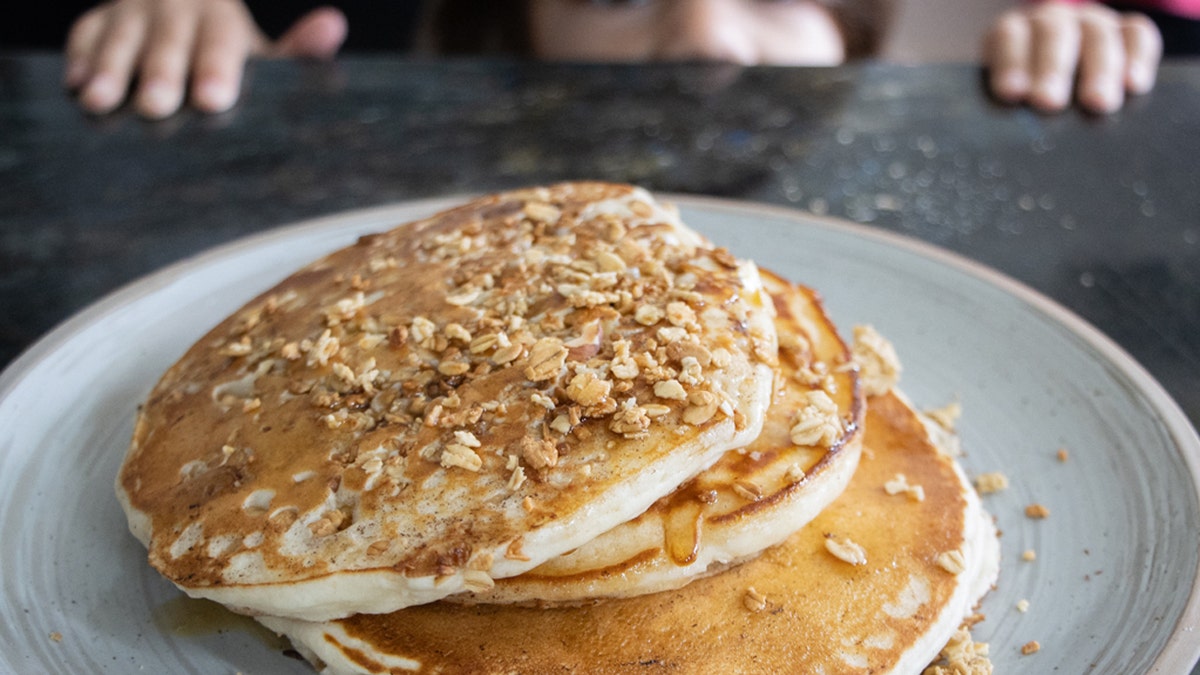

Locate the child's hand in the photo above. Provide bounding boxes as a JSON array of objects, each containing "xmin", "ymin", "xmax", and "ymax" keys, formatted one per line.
[
  {"xmin": 64, "ymin": 0, "xmax": 347, "ymax": 119},
  {"xmin": 984, "ymin": 1, "xmax": 1162, "ymax": 114}
]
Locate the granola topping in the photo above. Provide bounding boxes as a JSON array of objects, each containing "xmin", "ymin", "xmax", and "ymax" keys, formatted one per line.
[
  {"xmin": 743, "ymin": 586, "xmax": 768, "ymax": 612},
  {"xmin": 824, "ymin": 533, "xmax": 867, "ymax": 566},
  {"xmin": 936, "ymin": 549, "xmax": 967, "ymax": 575},
  {"xmin": 121, "ymin": 183, "xmax": 781, "ymax": 607},
  {"xmin": 851, "ymin": 324, "xmax": 901, "ymax": 396},
  {"xmin": 973, "ymin": 472, "xmax": 1009, "ymax": 495}
]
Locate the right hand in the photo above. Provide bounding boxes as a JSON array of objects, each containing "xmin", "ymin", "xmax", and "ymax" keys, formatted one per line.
[
  {"xmin": 64, "ymin": 0, "xmax": 348, "ymax": 119},
  {"xmin": 983, "ymin": 1, "xmax": 1162, "ymax": 114}
]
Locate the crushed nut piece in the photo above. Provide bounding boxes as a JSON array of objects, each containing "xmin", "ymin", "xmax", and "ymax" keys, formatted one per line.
[
  {"xmin": 491, "ymin": 343, "xmax": 524, "ymax": 365},
  {"xmin": 789, "ymin": 390, "xmax": 841, "ymax": 447},
  {"xmin": 654, "ymin": 379, "xmax": 688, "ymax": 401},
  {"xmin": 49, "ymin": 632, "xmax": 63, "ymax": 643},
  {"xmin": 437, "ymin": 360, "xmax": 471, "ymax": 376},
  {"xmin": 549, "ymin": 414, "xmax": 572, "ymax": 435},
  {"xmin": 885, "ymin": 473, "xmax": 926, "ymax": 502},
  {"xmin": 923, "ymin": 627, "xmax": 992, "ymax": 675},
  {"xmin": 521, "ymin": 437, "xmax": 559, "ymax": 470},
  {"xmin": 924, "ymin": 401, "xmax": 962, "ymax": 431},
  {"xmin": 280, "ymin": 342, "xmax": 301, "ymax": 360},
  {"xmin": 507, "ymin": 466, "xmax": 527, "ymax": 492},
  {"xmin": 677, "ymin": 356, "xmax": 704, "ymax": 386},
  {"xmin": 594, "ymin": 249, "xmax": 627, "ymax": 273},
  {"xmin": 1021, "ymin": 641, "xmax": 1040, "ymax": 655},
  {"xmin": 453, "ymin": 430, "xmax": 481, "ymax": 448},
  {"xmin": 306, "ymin": 330, "xmax": 341, "ymax": 367},
  {"xmin": 1021, "ymin": 549, "xmax": 1037, "ymax": 562},
  {"xmin": 469, "ymin": 333, "xmax": 500, "ymax": 354},
  {"xmin": 309, "ymin": 512, "xmax": 343, "ymax": 538},
  {"xmin": 441, "ymin": 443, "xmax": 483, "ymax": 472},
  {"xmin": 566, "ymin": 369, "xmax": 612, "ymax": 406},
  {"xmin": 974, "ymin": 472, "xmax": 1009, "ymax": 494},
  {"xmin": 851, "ymin": 325, "xmax": 901, "ymax": 396},
  {"xmin": 1057, "ymin": 447, "xmax": 1069, "ymax": 462},
  {"xmin": 682, "ymin": 389, "xmax": 719, "ymax": 425},
  {"xmin": 525, "ymin": 338, "xmax": 569, "ymax": 381},
  {"xmin": 824, "ymin": 533, "xmax": 867, "ymax": 566},
  {"xmin": 656, "ymin": 326, "xmax": 689, "ymax": 343},
  {"xmin": 523, "ymin": 201, "xmax": 561, "ymax": 224},
  {"xmin": 444, "ymin": 323, "xmax": 472, "ymax": 343},
  {"xmin": 635, "ymin": 304, "xmax": 664, "ymax": 326},
  {"xmin": 743, "ymin": 587, "xmax": 768, "ymax": 612},
  {"xmin": 1025, "ymin": 503, "xmax": 1050, "ymax": 519},
  {"xmin": 786, "ymin": 464, "xmax": 806, "ymax": 482},
  {"xmin": 610, "ymin": 398, "xmax": 652, "ymax": 437},
  {"xmin": 410, "ymin": 317, "xmax": 436, "ymax": 346},
  {"xmin": 936, "ymin": 550, "xmax": 967, "ymax": 575},
  {"xmin": 666, "ymin": 301, "xmax": 698, "ymax": 328},
  {"xmin": 530, "ymin": 392, "xmax": 556, "ymax": 410},
  {"xmin": 463, "ymin": 570, "xmax": 495, "ymax": 593},
  {"xmin": 732, "ymin": 480, "xmax": 763, "ymax": 502},
  {"xmin": 505, "ymin": 538, "xmax": 531, "ymax": 561}
]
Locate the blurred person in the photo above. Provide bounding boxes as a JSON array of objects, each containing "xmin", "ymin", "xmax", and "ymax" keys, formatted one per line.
[{"xmin": 63, "ymin": 0, "xmax": 1164, "ymax": 119}]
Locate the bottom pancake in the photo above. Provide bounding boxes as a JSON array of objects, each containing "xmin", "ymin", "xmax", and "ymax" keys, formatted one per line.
[{"xmin": 260, "ymin": 389, "xmax": 999, "ymax": 674}]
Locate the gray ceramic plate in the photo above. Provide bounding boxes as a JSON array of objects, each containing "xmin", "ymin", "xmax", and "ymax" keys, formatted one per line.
[{"xmin": 2, "ymin": 195, "xmax": 1198, "ymax": 673}]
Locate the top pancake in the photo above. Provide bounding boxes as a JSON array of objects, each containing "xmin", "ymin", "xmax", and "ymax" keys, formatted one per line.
[{"xmin": 116, "ymin": 183, "xmax": 778, "ymax": 620}]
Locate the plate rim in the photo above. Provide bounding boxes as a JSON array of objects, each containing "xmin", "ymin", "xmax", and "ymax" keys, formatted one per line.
[{"xmin": 2, "ymin": 192, "xmax": 1197, "ymax": 673}]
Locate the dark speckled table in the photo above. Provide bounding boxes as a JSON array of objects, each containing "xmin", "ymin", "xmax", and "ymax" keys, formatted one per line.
[
  {"xmin": 3, "ymin": 53, "xmax": 1197, "ymax": 430},
  {"xmin": 1, "ymin": 51, "xmax": 1200, "ymax": 670}
]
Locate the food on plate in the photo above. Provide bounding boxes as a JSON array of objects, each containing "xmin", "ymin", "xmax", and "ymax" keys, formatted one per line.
[
  {"xmin": 116, "ymin": 183, "xmax": 778, "ymax": 621},
  {"xmin": 458, "ymin": 270, "xmax": 865, "ymax": 604},
  {"xmin": 115, "ymin": 182, "xmax": 1000, "ymax": 673},
  {"xmin": 258, "ymin": 388, "xmax": 999, "ymax": 674}
]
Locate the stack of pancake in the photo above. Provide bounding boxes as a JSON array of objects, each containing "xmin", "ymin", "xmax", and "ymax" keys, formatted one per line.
[{"xmin": 117, "ymin": 183, "xmax": 999, "ymax": 674}]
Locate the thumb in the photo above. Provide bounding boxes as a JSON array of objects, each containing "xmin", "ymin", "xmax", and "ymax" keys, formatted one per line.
[{"xmin": 272, "ymin": 7, "xmax": 348, "ymax": 59}]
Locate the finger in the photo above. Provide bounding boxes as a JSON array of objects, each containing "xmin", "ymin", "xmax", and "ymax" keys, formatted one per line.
[
  {"xmin": 135, "ymin": 5, "xmax": 201, "ymax": 119},
  {"xmin": 78, "ymin": 6, "xmax": 150, "ymax": 114},
  {"xmin": 985, "ymin": 10, "xmax": 1033, "ymax": 104},
  {"xmin": 1029, "ymin": 4, "xmax": 1082, "ymax": 112},
  {"xmin": 64, "ymin": 6, "xmax": 108, "ymax": 89},
  {"xmin": 272, "ymin": 7, "xmax": 348, "ymax": 59},
  {"xmin": 190, "ymin": 2, "xmax": 257, "ymax": 113},
  {"xmin": 1121, "ymin": 12, "xmax": 1162, "ymax": 94},
  {"xmin": 1076, "ymin": 8, "xmax": 1125, "ymax": 113}
]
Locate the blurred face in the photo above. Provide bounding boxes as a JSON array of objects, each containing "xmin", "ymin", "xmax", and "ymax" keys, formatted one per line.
[{"xmin": 527, "ymin": 0, "xmax": 846, "ymax": 66}]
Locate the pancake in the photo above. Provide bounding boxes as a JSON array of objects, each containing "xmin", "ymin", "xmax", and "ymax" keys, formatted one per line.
[
  {"xmin": 116, "ymin": 183, "xmax": 778, "ymax": 620},
  {"xmin": 455, "ymin": 271, "xmax": 864, "ymax": 604},
  {"xmin": 259, "ymin": 389, "xmax": 1000, "ymax": 674}
]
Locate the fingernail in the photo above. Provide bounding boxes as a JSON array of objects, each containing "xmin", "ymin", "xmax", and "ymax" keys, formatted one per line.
[
  {"xmin": 1128, "ymin": 63, "xmax": 1155, "ymax": 93},
  {"xmin": 998, "ymin": 70, "xmax": 1030, "ymax": 100},
  {"xmin": 194, "ymin": 79, "xmax": 236, "ymax": 113},
  {"xmin": 1033, "ymin": 75, "xmax": 1070, "ymax": 109},
  {"xmin": 1084, "ymin": 82, "xmax": 1122, "ymax": 114},
  {"xmin": 82, "ymin": 73, "xmax": 121, "ymax": 112},
  {"xmin": 139, "ymin": 81, "xmax": 179, "ymax": 119}
]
